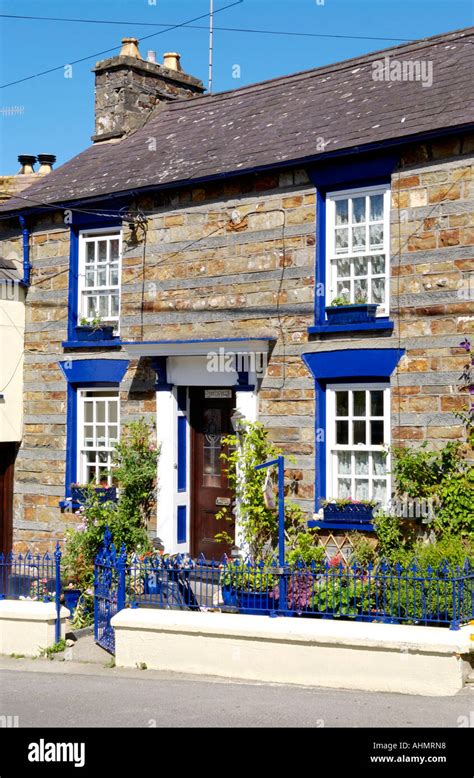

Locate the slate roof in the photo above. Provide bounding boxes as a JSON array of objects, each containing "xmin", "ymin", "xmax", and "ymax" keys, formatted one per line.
[{"xmin": 1, "ymin": 26, "xmax": 473, "ymax": 214}]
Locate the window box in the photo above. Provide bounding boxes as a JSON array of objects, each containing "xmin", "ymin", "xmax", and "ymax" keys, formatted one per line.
[
  {"xmin": 70, "ymin": 485, "xmax": 117, "ymax": 504},
  {"xmin": 325, "ymin": 303, "xmax": 379, "ymax": 325},
  {"xmin": 74, "ymin": 325, "xmax": 116, "ymax": 342},
  {"xmin": 323, "ymin": 502, "xmax": 375, "ymax": 525}
]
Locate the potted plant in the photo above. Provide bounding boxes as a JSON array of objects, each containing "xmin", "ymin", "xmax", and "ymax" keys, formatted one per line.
[
  {"xmin": 220, "ymin": 562, "xmax": 279, "ymax": 615},
  {"xmin": 70, "ymin": 482, "xmax": 117, "ymax": 505},
  {"xmin": 63, "ymin": 580, "xmax": 82, "ymax": 618},
  {"xmin": 321, "ymin": 498, "xmax": 378, "ymax": 524},
  {"xmin": 75, "ymin": 314, "xmax": 116, "ymax": 342},
  {"xmin": 325, "ymin": 295, "xmax": 379, "ymax": 325}
]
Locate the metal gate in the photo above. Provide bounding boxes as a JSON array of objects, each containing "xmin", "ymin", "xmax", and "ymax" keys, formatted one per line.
[{"xmin": 94, "ymin": 530, "xmax": 125, "ymax": 654}]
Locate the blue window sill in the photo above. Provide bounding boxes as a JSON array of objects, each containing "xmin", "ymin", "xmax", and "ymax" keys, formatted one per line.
[
  {"xmin": 308, "ymin": 520, "xmax": 375, "ymax": 532},
  {"xmin": 62, "ymin": 339, "xmax": 122, "ymax": 349},
  {"xmin": 308, "ymin": 319, "xmax": 394, "ymax": 335}
]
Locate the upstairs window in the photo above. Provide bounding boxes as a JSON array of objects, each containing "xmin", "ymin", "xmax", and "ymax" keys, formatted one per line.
[
  {"xmin": 326, "ymin": 185, "xmax": 390, "ymax": 315},
  {"xmin": 326, "ymin": 383, "xmax": 390, "ymax": 505},
  {"xmin": 77, "ymin": 389, "xmax": 119, "ymax": 486},
  {"xmin": 78, "ymin": 230, "xmax": 121, "ymax": 327}
]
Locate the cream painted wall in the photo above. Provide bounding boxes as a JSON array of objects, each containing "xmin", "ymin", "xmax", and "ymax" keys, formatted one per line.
[{"xmin": 0, "ymin": 288, "xmax": 25, "ymax": 442}]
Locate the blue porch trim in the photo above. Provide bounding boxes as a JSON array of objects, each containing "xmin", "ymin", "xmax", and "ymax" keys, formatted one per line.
[
  {"xmin": 177, "ymin": 505, "xmax": 187, "ymax": 545},
  {"xmin": 58, "ymin": 359, "xmax": 129, "ymax": 505},
  {"xmin": 301, "ymin": 348, "xmax": 405, "ymax": 514},
  {"xmin": 308, "ymin": 520, "xmax": 375, "ymax": 532}
]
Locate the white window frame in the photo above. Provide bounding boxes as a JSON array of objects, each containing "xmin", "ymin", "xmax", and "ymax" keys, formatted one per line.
[
  {"xmin": 326, "ymin": 382, "xmax": 391, "ymax": 506},
  {"xmin": 78, "ymin": 228, "xmax": 122, "ymax": 330},
  {"xmin": 77, "ymin": 388, "xmax": 120, "ymax": 486},
  {"xmin": 326, "ymin": 184, "xmax": 391, "ymax": 316}
]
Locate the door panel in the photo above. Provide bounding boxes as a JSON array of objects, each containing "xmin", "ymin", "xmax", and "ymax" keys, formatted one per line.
[
  {"xmin": 0, "ymin": 444, "xmax": 15, "ymax": 555},
  {"xmin": 190, "ymin": 389, "xmax": 235, "ymax": 559}
]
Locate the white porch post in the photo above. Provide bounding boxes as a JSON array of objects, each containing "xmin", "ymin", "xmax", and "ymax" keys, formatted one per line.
[
  {"xmin": 155, "ymin": 388, "xmax": 176, "ymax": 551},
  {"xmin": 234, "ymin": 389, "xmax": 258, "ymax": 555}
]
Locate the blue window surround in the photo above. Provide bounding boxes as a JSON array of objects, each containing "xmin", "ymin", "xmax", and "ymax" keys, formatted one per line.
[
  {"xmin": 63, "ymin": 215, "xmax": 122, "ymax": 348},
  {"xmin": 302, "ymin": 348, "xmax": 404, "ymax": 530},
  {"xmin": 307, "ymin": 152, "xmax": 398, "ymax": 336},
  {"xmin": 58, "ymin": 359, "xmax": 129, "ymax": 508}
]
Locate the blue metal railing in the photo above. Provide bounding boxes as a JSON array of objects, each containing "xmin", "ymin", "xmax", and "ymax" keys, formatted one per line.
[
  {"xmin": 121, "ymin": 554, "xmax": 474, "ymax": 630},
  {"xmin": 0, "ymin": 545, "xmax": 62, "ymax": 642}
]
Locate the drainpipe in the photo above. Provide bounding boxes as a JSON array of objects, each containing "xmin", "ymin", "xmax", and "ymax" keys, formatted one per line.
[{"xmin": 18, "ymin": 215, "xmax": 31, "ymax": 286}]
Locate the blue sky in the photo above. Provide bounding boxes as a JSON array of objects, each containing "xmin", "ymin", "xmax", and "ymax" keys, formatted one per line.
[{"xmin": 0, "ymin": 0, "xmax": 473, "ymax": 174}]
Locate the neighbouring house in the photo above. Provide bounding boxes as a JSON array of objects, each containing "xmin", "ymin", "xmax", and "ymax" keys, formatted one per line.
[
  {"xmin": 0, "ymin": 154, "xmax": 57, "ymax": 553},
  {"xmin": 0, "ymin": 28, "xmax": 472, "ymax": 556}
]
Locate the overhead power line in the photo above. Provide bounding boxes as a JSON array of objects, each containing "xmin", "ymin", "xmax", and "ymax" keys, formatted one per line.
[
  {"xmin": 0, "ymin": 12, "xmax": 413, "ymax": 43},
  {"xmin": 0, "ymin": 0, "xmax": 244, "ymax": 89}
]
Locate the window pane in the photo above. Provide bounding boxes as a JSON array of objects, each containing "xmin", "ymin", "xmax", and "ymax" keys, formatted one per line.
[
  {"xmin": 355, "ymin": 480, "xmax": 369, "ymax": 500},
  {"xmin": 84, "ymin": 404, "xmax": 93, "ymax": 423},
  {"xmin": 87, "ymin": 297, "xmax": 97, "ymax": 317},
  {"xmin": 370, "ymin": 194, "xmax": 384, "ymax": 221},
  {"xmin": 110, "ymin": 239, "xmax": 119, "ymax": 259},
  {"xmin": 373, "ymin": 480, "xmax": 387, "ymax": 503},
  {"xmin": 371, "ymin": 277, "xmax": 385, "ymax": 305},
  {"xmin": 353, "ymin": 391, "xmax": 366, "ymax": 417},
  {"xmin": 109, "ymin": 403, "xmax": 118, "ymax": 423},
  {"xmin": 336, "ymin": 420, "xmax": 348, "ymax": 444},
  {"xmin": 336, "ymin": 282, "xmax": 350, "ymax": 300},
  {"xmin": 86, "ymin": 243, "xmax": 95, "ymax": 262},
  {"xmin": 371, "ymin": 390, "xmax": 384, "ymax": 416},
  {"xmin": 354, "ymin": 278, "xmax": 368, "ymax": 302},
  {"xmin": 371, "ymin": 254, "xmax": 385, "ymax": 275},
  {"xmin": 85, "ymin": 269, "xmax": 95, "ymax": 288},
  {"xmin": 96, "ymin": 402, "xmax": 106, "ymax": 423},
  {"xmin": 84, "ymin": 426, "xmax": 94, "ymax": 446},
  {"xmin": 372, "ymin": 452, "xmax": 386, "ymax": 476},
  {"xmin": 371, "ymin": 420, "xmax": 384, "ymax": 445},
  {"xmin": 98, "ymin": 296, "xmax": 108, "ymax": 316},
  {"xmin": 369, "ymin": 223, "xmax": 383, "ymax": 248},
  {"xmin": 354, "ymin": 452, "xmax": 369, "ymax": 475},
  {"xmin": 97, "ymin": 268, "xmax": 107, "ymax": 287},
  {"xmin": 353, "ymin": 420, "xmax": 366, "ymax": 444},
  {"xmin": 111, "ymin": 294, "xmax": 120, "ymax": 317},
  {"xmin": 352, "ymin": 226, "xmax": 366, "ymax": 251},
  {"xmin": 352, "ymin": 197, "xmax": 366, "ymax": 223},
  {"xmin": 96, "ymin": 426, "xmax": 106, "ymax": 446},
  {"xmin": 336, "ymin": 257, "xmax": 350, "ymax": 277},
  {"xmin": 336, "ymin": 391, "xmax": 349, "ymax": 416},
  {"xmin": 353, "ymin": 255, "xmax": 368, "ymax": 276},
  {"xmin": 337, "ymin": 451, "xmax": 351, "ymax": 474},
  {"xmin": 98, "ymin": 241, "xmax": 107, "ymax": 261},
  {"xmin": 110, "ymin": 266, "xmax": 119, "ymax": 285},
  {"xmin": 335, "ymin": 228, "xmax": 349, "ymax": 253},
  {"xmin": 337, "ymin": 478, "xmax": 351, "ymax": 499}
]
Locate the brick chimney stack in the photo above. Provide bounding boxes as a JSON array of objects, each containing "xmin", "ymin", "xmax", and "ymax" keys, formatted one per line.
[{"xmin": 92, "ymin": 37, "xmax": 205, "ymax": 143}]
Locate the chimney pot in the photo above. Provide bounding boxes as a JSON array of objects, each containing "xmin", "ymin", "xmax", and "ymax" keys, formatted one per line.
[
  {"xmin": 120, "ymin": 37, "xmax": 141, "ymax": 59},
  {"xmin": 163, "ymin": 52, "xmax": 182, "ymax": 72},
  {"xmin": 146, "ymin": 50, "xmax": 157, "ymax": 64},
  {"xmin": 37, "ymin": 153, "xmax": 56, "ymax": 175},
  {"xmin": 17, "ymin": 155, "xmax": 37, "ymax": 175}
]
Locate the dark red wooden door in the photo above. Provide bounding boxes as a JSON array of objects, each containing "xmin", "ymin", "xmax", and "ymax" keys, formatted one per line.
[
  {"xmin": 0, "ymin": 443, "xmax": 15, "ymax": 555},
  {"xmin": 190, "ymin": 389, "xmax": 235, "ymax": 559}
]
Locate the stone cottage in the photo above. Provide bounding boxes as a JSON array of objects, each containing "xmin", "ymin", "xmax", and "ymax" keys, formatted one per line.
[{"xmin": 0, "ymin": 27, "xmax": 472, "ymax": 556}]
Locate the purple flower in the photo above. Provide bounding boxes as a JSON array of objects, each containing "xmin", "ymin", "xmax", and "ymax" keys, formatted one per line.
[{"xmin": 459, "ymin": 338, "xmax": 471, "ymax": 352}]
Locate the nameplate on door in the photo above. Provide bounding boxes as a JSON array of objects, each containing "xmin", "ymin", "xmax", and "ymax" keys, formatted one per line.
[
  {"xmin": 216, "ymin": 497, "xmax": 231, "ymax": 506},
  {"xmin": 205, "ymin": 389, "xmax": 232, "ymax": 399}
]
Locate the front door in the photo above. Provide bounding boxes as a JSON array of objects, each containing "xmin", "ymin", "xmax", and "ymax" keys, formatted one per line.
[
  {"xmin": 0, "ymin": 443, "xmax": 15, "ymax": 555},
  {"xmin": 190, "ymin": 388, "xmax": 235, "ymax": 559}
]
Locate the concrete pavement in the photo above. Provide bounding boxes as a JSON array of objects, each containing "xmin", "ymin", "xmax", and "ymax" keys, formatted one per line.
[{"xmin": 0, "ymin": 655, "xmax": 473, "ymax": 728}]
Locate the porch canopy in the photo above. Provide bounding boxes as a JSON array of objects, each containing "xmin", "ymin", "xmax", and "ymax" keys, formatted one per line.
[{"xmin": 122, "ymin": 337, "xmax": 274, "ymax": 388}]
